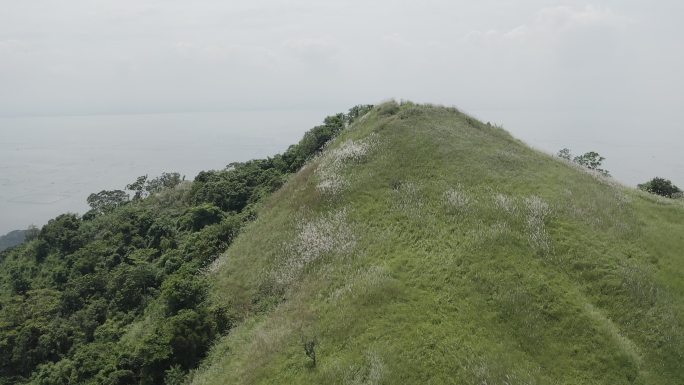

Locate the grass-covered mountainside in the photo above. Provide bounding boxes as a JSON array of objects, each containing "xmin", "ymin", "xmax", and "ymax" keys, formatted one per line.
[
  {"xmin": 2, "ymin": 101, "xmax": 683, "ymax": 385},
  {"xmin": 190, "ymin": 102, "xmax": 684, "ymax": 385}
]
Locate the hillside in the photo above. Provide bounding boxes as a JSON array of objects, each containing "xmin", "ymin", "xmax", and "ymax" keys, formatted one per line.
[
  {"xmin": 0, "ymin": 230, "xmax": 27, "ymax": 252},
  {"xmin": 189, "ymin": 102, "xmax": 684, "ymax": 384}
]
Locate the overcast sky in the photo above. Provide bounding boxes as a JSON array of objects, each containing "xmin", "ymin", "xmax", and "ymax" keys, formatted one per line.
[
  {"xmin": 1, "ymin": 0, "xmax": 681, "ymax": 116},
  {"xmin": 1, "ymin": 1, "xmax": 683, "ymax": 185}
]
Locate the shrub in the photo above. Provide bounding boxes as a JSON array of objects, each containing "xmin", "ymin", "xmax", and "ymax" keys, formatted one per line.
[
  {"xmin": 161, "ymin": 273, "xmax": 208, "ymax": 315},
  {"xmin": 638, "ymin": 177, "xmax": 682, "ymax": 198},
  {"xmin": 557, "ymin": 148, "xmax": 610, "ymax": 176},
  {"xmin": 180, "ymin": 204, "xmax": 224, "ymax": 231},
  {"xmin": 557, "ymin": 148, "xmax": 572, "ymax": 160},
  {"xmin": 377, "ymin": 101, "xmax": 399, "ymax": 116},
  {"xmin": 302, "ymin": 337, "xmax": 317, "ymax": 367},
  {"xmin": 573, "ymin": 151, "xmax": 610, "ymax": 176}
]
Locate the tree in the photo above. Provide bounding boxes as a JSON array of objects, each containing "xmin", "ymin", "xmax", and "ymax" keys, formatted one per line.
[
  {"xmin": 161, "ymin": 273, "xmax": 207, "ymax": 315},
  {"xmin": 573, "ymin": 151, "xmax": 607, "ymax": 173},
  {"xmin": 557, "ymin": 148, "xmax": 572, "ymax": 160},
  {"xmin": 346, "ymin": 104, "xmax": 374, "ymax": 124},
  {"xmin": 25, "ymin": 225, "xmax": 40, "ymax": 242},
  {"xmin": 556, "ymin": 148, "xmax": 610, "ymax": 176},
  {"xmin": 127, "ymin": 173, "xmax": 183, "ymax": 200},
  {"xmin": 40, "ymin": 214, "xmax": 83, "ymax": 254},
  {"xmin": 180, "ymin": 204, "xmax": 224, "ymax": 231},
  {"xmin": 638, "ymin": 177, "xmax": 682, "ymax": 198},
  {"xmin": 558, "ymin": 149, "xmax": 611, "ymax": 176},
  {"xmin": 146, "ymin": 172, "xmax": 183, "ymax": 195},
  {"xmin": 127, "ymin": 175, "xmax": 148, "ymax": 200},
  {"xmin": 164, "ymin": 365, "xmax": 186, "ymax": 385},
  {"xmin": 87, "ymin": 190, "xmax": 129, "ymax": 214}
]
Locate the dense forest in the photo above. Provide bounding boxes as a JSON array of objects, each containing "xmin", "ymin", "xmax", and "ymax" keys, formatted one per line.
[{"xmin": 0, "ymin": 105, "xmax": 372, "ymax": 385}]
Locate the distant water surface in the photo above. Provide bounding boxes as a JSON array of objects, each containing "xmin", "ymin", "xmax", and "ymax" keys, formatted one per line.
[
  {"xmin": 0, "ymin": 110, "xmax": 326, "ymax": 234},
  {"xmin": 1, "ymin": 107, "xmax": 682, "ymax": 235}
]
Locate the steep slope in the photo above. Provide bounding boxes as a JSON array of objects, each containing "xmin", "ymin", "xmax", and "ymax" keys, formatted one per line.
[{"xmin": 192, "ymin": 101, "xmax": 684, "ymax": 385}]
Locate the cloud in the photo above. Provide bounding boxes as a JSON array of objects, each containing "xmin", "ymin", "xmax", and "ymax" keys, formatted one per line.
[
  {"xmin": 0, "ymin": 39, "xmax": 30, "ymax": 54},
  {"xmin": 463, "ymin": 5, "xmax": 633, "ymax": 43},
  {"xmin": 504, "ymin": 5, "xmax": 633, "ymax": 40},
  {"xmin": 281, "ymin": 36, "xmax": 337, "ymax": 62},
  {"xmin": 381, "ymin": 33, "xmax": 412, "ymax": 47}
]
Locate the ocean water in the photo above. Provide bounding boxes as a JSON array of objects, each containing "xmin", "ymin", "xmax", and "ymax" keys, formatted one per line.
[
  {"xmin": 1, "ymin": 107, "xmax": 682, "ymax": 235},
  {"xmin": 0, "ymin": 110, "xmax": 326, "ymax": 234}
]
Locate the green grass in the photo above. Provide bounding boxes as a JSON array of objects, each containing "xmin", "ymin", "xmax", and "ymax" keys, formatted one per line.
[{"xmin": 189, "ymin": 101, "xmax": 684, "ymax": 384}]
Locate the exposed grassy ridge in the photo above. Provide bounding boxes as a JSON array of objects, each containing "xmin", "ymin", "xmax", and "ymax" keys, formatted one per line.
[{"xmin": 191, "ymin": 101, "xmax": 684, "ymax": 385}]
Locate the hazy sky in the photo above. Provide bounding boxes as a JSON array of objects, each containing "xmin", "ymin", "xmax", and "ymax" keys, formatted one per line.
[
  {"xmin": 1, "ymin": 1, "xmax": 683, "ymax": 186},
  {"xmin": 1, "ymin": 0, "xmax": 682, "ymax": 116}
]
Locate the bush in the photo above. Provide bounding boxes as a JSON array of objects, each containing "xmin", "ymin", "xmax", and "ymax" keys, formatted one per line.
[
  {"xmin": 180, "ymin": 204, "xmax": 224, "ymax": 231},
  {"xmin": 638, "ymin": 177, "xmax": 682, "ymax": 198},
  {"xmin": 556, "ymin": 148, "xmax": 610, "ymax": 176},
  {"xmin": 161, "ymin": 273, "xmax": 207, "ymax": 315}
]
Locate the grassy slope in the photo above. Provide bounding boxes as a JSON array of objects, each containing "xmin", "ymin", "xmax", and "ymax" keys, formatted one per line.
[{"xmin": 191, "ymin": 102, "xmax": 684, "ymax": 385}]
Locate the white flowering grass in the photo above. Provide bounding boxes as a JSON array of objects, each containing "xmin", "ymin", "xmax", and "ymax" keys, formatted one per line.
[
  {"xmin": 276, "ymin": 209, "xmax": 356, "ymax": 284},
  {"xmin": 444, "ymin": 186, "xmax": 471, "ymax": 210},
  {"xmin": 342, "ymin": 351, "xmax": 386, "ymax": 385},
  {"xmin": 316, "ymin": 136, "xmax": 379, "ymax": 196},
  {"xmin": 391, "ymin": 181, "xmax": 424, "ymax": 214},
  {"xmin": 494, "ymin": 193, "xmax": 518, "ymax": 216},
  {"xmin": 463, "ymin": 356, "xmax": 539, "ymax": 385},
  {"xmin": 524, "ymin": 195, "xmax": 552, "ymax": 256}
]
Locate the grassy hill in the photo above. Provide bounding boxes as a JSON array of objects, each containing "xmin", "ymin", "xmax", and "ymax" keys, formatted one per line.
[{"xmin": 190, "ymin": 101, "xmax": 684, "ymax": 384}]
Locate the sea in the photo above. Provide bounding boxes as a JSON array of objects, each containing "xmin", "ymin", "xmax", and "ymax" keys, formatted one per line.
[
  {"xmin": 0, "ymin": 110, "xmax": 326, "ymax": 235},
  {"xmin": 1, "ymin": 107, "xmax": 682, "ymax": 235}
]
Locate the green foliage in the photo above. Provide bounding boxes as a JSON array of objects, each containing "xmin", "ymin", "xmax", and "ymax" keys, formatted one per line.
[
  {"xmin": 162, "ymin": 273, "xmax": 207, "ymax": 315},
  {"xmin": 146, "ymin": 172, "xmax": 184, "ymax": 194},
  {"xmin": 126, "ymin": 173, "xmax": 184, "ymax": 201},
  {"xmin": 377, "ymin": 100, "xmax": 400, "ymax": 116},
  {"xmin": 302, "ymin": 337, "xmax": 317, "ymax": 367},
  {"xmin": 638, "ymin": 177, "xmax": 682, "ymax": 198},
  {"xmin": 39, "ymin": 214, "xmax": 83, "ymax": 254},
  {"xmin": 164, "ymin": 365, "xmax": 186, "ymax": 385},
  {"xmin": 0, "ymin": 107, "xmax": 369, "ymax": 384},
  {"xmin": 557, "ymin": 148, "xmax": 611, "ymax": 176},
  {"xmin": 345, "ymin": 104, "xmax": 374, "ymax": 123},
  {"xmin": 180, "ymin": 204, "xmax": 224, "ymax": 231},
  {"xmin": 557, "ymin": 147, "xmax": 572, "ymax": 160},
  {"xmin": 573, "ymin": 151, "xmax": 607, "ymax": 173},
  {"xmin": 87, "ymin": 190, "xmax": 130, "ymax": 215},
  {"xmin": 126, "ymin": 175, "xmax": 148, "ymax": 200},
  {"xmin": 164, "ymin": 308, "xmax": 216, "ymax": 369},
  {"xmin": 107, "ymin": 264, "xmax": 158, "ymax": 312}
]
